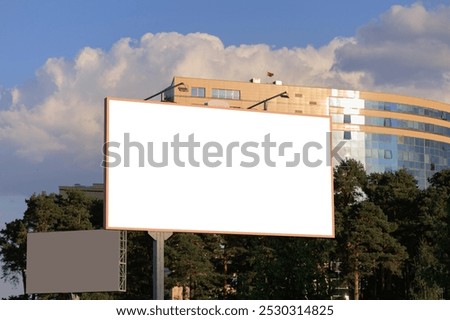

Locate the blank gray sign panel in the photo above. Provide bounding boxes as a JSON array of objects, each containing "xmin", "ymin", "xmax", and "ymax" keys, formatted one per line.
[{"xmin": 26, "ymin": 230, "xmax": 125, "ymax": 294}]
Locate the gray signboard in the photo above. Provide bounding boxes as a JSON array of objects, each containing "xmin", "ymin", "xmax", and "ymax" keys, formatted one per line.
[{"xmin": 26, "ymin": 230, "xmax": 126, "ymax": 294}]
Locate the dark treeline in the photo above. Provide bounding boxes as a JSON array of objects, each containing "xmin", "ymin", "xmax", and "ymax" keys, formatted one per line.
[{"xmin": 1, "ymin": 159, "xmax": 449, "ymax": 299}]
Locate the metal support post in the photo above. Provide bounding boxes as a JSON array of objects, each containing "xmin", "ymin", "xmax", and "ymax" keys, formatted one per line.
[{"xmin": 148, "ymin": 231, "xmax": 172, "ymax": 300}]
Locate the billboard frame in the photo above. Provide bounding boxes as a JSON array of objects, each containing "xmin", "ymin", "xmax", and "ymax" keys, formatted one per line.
[{"xmin": 104, "ymin": 97, "xmax": 335, "ymax": 237}]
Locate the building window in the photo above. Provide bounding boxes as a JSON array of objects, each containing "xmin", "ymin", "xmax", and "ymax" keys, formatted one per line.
[
  {"xmin": 212, "ymin": 88, "xmax": 240, "ymax": 100},
  {"xmin": 384, "ymin": 118, "xmax": 391, "ymax": 127},
  {"xmin": 343, "ymin": 131, "xmax": 351, "ymax": 140},
  {"xmin": 191, "ymin": 87, "xmax": 205, "ymax": 97},
  {"xmin": 343, "ymin": 114, "xmax": 351, "ymax": 124},
  {"xmin": 384, "ymin": 150, "xmax": 392, "ymax": 159}
]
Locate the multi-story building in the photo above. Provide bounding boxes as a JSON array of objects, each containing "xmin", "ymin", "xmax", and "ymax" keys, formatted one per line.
[
  {"xmin": 162, "ymin": 76, "xmax": 450, "ymax": 188},
  {"xmin": 59, "ymin": 183, "xmax": 104, "ymax": 200}
]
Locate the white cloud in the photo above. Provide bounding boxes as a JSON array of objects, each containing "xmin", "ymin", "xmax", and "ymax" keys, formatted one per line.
[
  {"xmin": 333, "ymin": 3, "xmax": 450, "ymax": 101},
  {"xmin": 0, "ymin": 3, "xmax": 449, "ymax": 195},
  {"xmin": 0, "ymin": 32, "xmax": 354, "ymax": 165}
]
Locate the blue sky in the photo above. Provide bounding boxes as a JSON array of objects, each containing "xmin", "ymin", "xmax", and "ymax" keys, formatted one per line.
[
  {"xmin": 0, "ymin": 0, "xmax": 421, "ymax": 87},
  {"xmin": 1, "ymin": 0, "xmax": 450, "ymax": 298}
]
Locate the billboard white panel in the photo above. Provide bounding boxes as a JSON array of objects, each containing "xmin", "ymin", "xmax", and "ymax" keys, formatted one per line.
[{"xmin": 104, "ymin": 98, "xmax": 334, "ymax": 237}]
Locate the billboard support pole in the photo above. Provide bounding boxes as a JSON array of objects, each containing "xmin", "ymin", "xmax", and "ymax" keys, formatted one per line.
[{"xmin": 148, "ymin": 231, "xmax": 172, "ymax": 300}]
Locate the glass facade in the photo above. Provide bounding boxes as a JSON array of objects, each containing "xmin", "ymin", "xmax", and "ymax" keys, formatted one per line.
[
  {"xmin": 362, "ymin": 134, "xmax": 450, "ymax": 188},
  {"xmin": 332, "ymin": 99, "xmax": 450, "ymax": 188},
  {"xmin": 365, "ymin": 100, "xmax": 450, "ymax": 121},
  {"xmin": 365, "ymin": 116, "xmax": 450, "ymax": 137}
]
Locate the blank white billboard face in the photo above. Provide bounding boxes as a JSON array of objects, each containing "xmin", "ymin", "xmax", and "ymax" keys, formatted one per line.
[
  {"xmin": 104, "ymin": 98, "xmax": 334, "ymax": 237},
  {"xmin": 26, "ymin": 230, "xmax": 124, "ymax": 294}
]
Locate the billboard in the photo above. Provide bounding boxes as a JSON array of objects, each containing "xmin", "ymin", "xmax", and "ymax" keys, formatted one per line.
[
  {"xmin": 26, "ymin": 230, "xmax": 126, "ymax": 294},
  {"xmin": 104, "ymin": 98, "xmax": 334, "ymax": 237}
]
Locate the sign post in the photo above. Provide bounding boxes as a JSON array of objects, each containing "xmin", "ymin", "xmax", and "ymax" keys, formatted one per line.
[{"xmin": 148, "ymin": 231, "xmax": 172, "ymax": 300}]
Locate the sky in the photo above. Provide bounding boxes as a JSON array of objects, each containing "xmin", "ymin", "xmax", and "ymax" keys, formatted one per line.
[{"xmin": 1, "ymin": 0, "xmax": 450, "ymax": 298}]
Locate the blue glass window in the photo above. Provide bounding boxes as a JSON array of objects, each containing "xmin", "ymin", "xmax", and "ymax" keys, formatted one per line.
[
  {"xmin": 384, "ymin": 118, "xmax": 391, "ymax": 127},
  {"xmin": 365, "ymin": 100, "xmax": 450, "ymax": 122}
]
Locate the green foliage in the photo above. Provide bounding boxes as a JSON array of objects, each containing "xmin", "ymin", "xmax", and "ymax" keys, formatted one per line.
[
  {"xmin": 0, "ymin": 219, "xmax": 27, "ymax": 286},
  {"xmin": 409, "ymin": 240, "xmax": 444, "ymax": 299},
  {"xmin": 334, "ymin": 159, "xmax": 367, "ymax": 210},
  {"xmin": 251, "ymin": 237, "xmax": 333, "ymax": 300},
  {"xmin": 336, "ymin": 200, "xmax": 407, "ymax": 299},
  {"xmin": 116, "ymin": 231, "xmax": 152, "ymax": 300},
  {"xmin": 1, "ymin": 165, "xmax": 450, "ymax": 300},
  {"xmin": 165, "ymin": 233, "xmax": 221, "ymax": 299},
  {"xmin": 417, "ymin": 170, "xmax": 450, "ymax": 299},
  {"xmin": 0, "ymin": 190, "xmax": 97, "ymax": 298}
]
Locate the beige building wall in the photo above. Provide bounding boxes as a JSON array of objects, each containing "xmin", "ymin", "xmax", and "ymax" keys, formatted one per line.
[{"xmin": 165, "ymin": 76, "xmax": 450, "ymax": 188}]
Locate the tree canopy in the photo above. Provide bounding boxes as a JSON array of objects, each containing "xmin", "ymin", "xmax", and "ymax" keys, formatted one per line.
[{"xmin": 1, "ymin": 162, "xmax": 449, "ymax": 299}]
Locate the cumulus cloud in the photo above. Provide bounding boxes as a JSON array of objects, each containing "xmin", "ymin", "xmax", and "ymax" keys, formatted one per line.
[
  {"xmin": 0, "ymin": 32, "xmax": 354, "ymax": 166},
  {"xmin": 0, "ymin": 3, "xmax": 449, "ymax": 195},
  {"xmin": 334, "ymin": 3, "xmax": 450, "ymax": 100}
]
